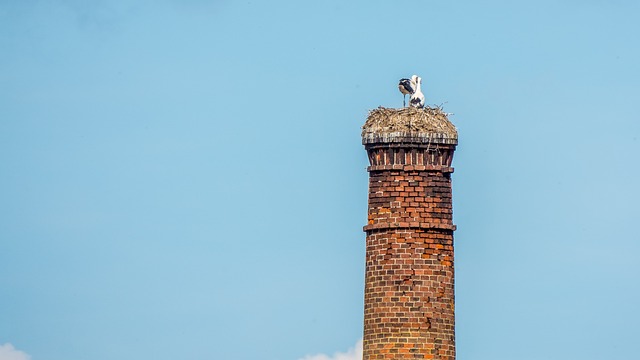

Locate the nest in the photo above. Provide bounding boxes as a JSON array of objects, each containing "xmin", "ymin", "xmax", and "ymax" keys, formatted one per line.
[{"xmin": 362, "ymin": 106, "xmax": 458, "ymax": 140}]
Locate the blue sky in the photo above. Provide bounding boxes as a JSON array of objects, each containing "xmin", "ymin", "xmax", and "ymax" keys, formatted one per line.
[{"xmin": 1, "ymin": 1, "xmax": 639, "ymax": 359}]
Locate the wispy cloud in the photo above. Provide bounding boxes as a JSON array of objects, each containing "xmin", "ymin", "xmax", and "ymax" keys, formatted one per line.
[
  {"xmin": 0, "ymin": 343, "xmax": 30, "ymax": 360},
  {"xmin": 298, "ymin": 339, "xmax": 362, "ymax": 360}
]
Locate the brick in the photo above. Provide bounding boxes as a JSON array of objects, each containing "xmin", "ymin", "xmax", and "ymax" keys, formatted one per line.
[{"xmin": 363, "ymin": 136, "xmax": 457, "ymax": 359}]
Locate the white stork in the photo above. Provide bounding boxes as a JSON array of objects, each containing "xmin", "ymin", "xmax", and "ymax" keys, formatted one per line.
[
  {"xmin": 409, "ymin": 76, "xmax": 425, "ymax": 108},
  {"xmin": 398, "ymin": 76, "xmax": 416, "ymax": 107}
]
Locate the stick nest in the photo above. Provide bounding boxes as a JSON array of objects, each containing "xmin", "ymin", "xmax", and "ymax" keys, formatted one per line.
[{"xmin": 362, "ymin": 106, "xmax": 457, "ymax": 140}]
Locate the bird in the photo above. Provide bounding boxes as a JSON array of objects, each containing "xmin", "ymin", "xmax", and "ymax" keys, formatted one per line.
[
  {"xmin": 398, "ymin": 77, "xmax": 416, "ymax": 107},
  {"xmin": 409, "ymin": 76, "xmax": 425, "ymax": 108}
]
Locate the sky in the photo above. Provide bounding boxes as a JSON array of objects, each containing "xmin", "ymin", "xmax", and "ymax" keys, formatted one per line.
[{"xmin": 1, "ymin": 1, "xmax": 639, "ymax": 359}]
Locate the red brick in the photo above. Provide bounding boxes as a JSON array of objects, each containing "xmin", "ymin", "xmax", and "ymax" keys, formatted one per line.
[{"xmin": 363, "ymin": 134, "xmax": 457, "ymax": 360}]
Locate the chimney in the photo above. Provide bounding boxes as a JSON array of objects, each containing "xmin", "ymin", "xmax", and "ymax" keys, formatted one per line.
[{"xmin": 362, "ymin": 107, "xmax": 458, "ymax": 360}]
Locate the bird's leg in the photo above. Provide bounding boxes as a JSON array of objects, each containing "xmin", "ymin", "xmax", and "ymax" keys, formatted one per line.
[{"xmin": 403, "ymin": 95, "xmax": 406, "ymax": 107}]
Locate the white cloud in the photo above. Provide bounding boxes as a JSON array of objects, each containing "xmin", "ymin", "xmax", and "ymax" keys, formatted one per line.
[
  {"xmin": 298, "ymin": 339, "xmax": 362, "ymax": 360},
  {"xmin": 0, "ymin": 343, "xmax": 30, "ymax": 360}
]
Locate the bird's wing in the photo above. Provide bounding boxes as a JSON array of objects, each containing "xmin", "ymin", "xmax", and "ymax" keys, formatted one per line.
[{"xmin": 399, "ymin": 79, "xmax": 414, "ymax": 94}]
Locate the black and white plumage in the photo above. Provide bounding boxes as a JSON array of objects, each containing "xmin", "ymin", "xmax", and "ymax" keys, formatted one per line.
[
  {"xmin": 409, "ymin": 76, "xmax": 425, "ymax": 108},
  {"xmin": 398, "ymin": 77, "xmax": 416, "ymax": 107}
]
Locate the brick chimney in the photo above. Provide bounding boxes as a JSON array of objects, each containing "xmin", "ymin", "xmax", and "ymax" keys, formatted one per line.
[{"xmin": 362, "ymin": 107, "xmax": 458, "ymax": 360}]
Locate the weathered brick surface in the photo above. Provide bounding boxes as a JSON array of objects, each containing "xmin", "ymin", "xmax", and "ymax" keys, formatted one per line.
[{"xmin": 363, "ymin": 159, "xmax": 456, "ymax": 359}]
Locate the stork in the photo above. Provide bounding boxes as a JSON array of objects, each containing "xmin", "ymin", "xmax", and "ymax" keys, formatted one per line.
[
  {"xmin": 409, "ymin": 76, "xmax": 425, "ymax": 108},
  {"xmin": 398, "ymin": 77, "xmax": 416, "ymax": 107}
]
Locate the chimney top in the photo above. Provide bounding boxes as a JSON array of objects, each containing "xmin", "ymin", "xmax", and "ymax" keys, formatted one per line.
[{"xmin": 362, "ymin": 107, "xmax": 458, "ymax": 145}]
